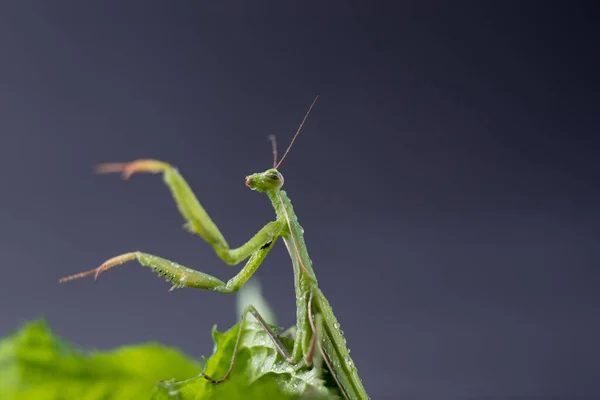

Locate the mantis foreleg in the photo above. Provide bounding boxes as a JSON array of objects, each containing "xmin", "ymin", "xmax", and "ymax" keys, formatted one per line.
[
  {"xmin": 95, "ymin": 159, "xmax": 280, "ymax": 265},
  {"xmin": 305, "ymin": 290, "xmax": 322, "ymax": 369},
  {"xmin": 59, "ymin": 236, "xmax": 278, "ymax": 293}
]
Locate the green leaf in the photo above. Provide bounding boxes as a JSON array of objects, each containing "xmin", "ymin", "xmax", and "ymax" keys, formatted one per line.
[
  {"xmin": 153, "ymin": 320, "xmax": 340, "ymax": 400},
  {"xmin": 0, "ymin": 319, "xmax": 201, "ymax": 400}
]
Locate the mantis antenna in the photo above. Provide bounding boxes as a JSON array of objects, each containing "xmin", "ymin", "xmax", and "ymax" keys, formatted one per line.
[{"xmin": 274, "ymin": 95, "xmax": 319, "ymax": 170}]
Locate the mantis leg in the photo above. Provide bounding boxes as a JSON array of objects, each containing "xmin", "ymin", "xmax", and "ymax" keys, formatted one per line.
[
  {"xmin": 59, "ymin": 236, "xmax": 277, "ymax": 293},
  {"xmin": 305, "ymin": 291, "xmax": 322, "ymax": 369},
  {"xmin": 95, "ymin": 159, "xmax": 281, "ymax": 265}
]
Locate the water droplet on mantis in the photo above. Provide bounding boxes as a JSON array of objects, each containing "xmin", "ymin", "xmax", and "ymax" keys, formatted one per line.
[{"xmin": 346, "ymin": 357, "xmax": 354, "ymax": 368}]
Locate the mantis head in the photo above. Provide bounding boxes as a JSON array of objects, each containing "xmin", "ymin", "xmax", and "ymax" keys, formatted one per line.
[
  {"xmin": 244, "ymin": 95, "xmax": 318, "ymax": 193},
  {"xmin": 245, "ymin": 169, "xmax": 284, "ymax": 192}
]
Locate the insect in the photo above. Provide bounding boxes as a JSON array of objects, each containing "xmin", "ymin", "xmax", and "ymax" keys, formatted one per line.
[{"xmin": 60, "ymin": 96, "xmax": 369, "ymax": 399}]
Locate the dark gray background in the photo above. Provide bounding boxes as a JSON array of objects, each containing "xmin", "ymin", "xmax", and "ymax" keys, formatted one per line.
[{"xmin": 1, "ymin": 2, "xmax": 599, "ymax": 399}]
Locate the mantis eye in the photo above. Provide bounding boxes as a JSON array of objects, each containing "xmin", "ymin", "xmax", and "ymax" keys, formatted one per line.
[{"xmin": 266, "ymin": 174, "xmax": 280, "ymax": 180}]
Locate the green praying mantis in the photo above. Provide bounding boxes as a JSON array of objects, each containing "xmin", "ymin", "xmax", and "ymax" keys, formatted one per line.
[{"xmin": 59, "ymin": 96, "xmax": 369, "ymax": 399}]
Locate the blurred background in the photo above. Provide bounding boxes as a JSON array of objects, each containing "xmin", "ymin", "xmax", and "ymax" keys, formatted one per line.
[{"xmin": 1, "ymin": 2, "xmax": 599, "ymax": 399}]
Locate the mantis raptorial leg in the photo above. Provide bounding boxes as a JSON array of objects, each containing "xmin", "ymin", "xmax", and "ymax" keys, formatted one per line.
[{"xmin": 60, "ymin": 96, "xmax": 370, "ymax": 399}]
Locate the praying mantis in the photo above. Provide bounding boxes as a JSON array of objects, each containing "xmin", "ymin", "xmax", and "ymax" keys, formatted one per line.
[{"xmin": 59, "ymin": 96, "xmax": 370, "ymax": 399}]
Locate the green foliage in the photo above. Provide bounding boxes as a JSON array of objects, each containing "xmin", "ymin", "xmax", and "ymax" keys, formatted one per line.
[
  {"xmin": 154, "ymin": 321, "xmax": 338, "ymax": 400},
  {"xmin": 1, "ymin": 280, "xmax": 340, "ymax": 399},
  {"xmin": 0, "ymin": 319, "xmax": 338, "ymax": 399},
  {"xmin": 0, "ymin": 319, "xmax": 200, "ymax": 399}
]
